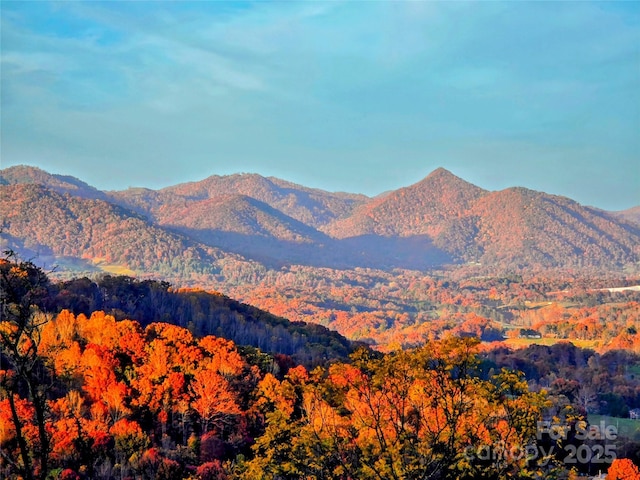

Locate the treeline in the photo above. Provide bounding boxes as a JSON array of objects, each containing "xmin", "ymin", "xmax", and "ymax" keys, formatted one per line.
[
  {"xmin": 2, "ymin": 258, "xmax": 639, "ymax": 479},
  {"xmin": 0, "ymin": 307, "xmax": 577, "ymax": 478},
  {"xmin": 484, "ymin": 342, "xmax": 640, "ymax": 420},
  {"xmin": 33, "ymin": 272, "xmax": 354, "ymax": 367},
  {"xmin": 228, "ymin": 265, "xmax": 640, "ymax": 348},
  {"xmin": 511, "ymin": 302, "xmax": 640, "ymax": 347}
]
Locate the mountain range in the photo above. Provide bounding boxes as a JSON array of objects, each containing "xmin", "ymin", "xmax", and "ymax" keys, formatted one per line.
[{"xmin": 1, "ymin": 164, "xmax": 638, "ymax": 278}]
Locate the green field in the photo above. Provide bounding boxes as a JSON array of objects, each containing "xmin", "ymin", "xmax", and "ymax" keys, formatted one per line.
[{"xmin": 588, "ymin": 414, "xmax": 640, "ymax": 441}]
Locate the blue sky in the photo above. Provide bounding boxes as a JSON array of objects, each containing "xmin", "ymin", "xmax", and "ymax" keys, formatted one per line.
[{"xmin": 1, "ymin": 1, "xmax": 639, "ymax": 210}]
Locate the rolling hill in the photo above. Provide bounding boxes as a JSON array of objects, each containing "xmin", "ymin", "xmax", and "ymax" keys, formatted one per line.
[
  {"xmin": 154, "ymin": 172, "xmax": 368, "ymax": 228},
  {"xmin": 151, "ymin": 193, "xmax": 342, "ymax": 266},
  {"xmin": 613, "ymin": 206, "xmax": 640, "ymax": 226},
  {"xmin": 325, "ymin": 168, "xmax": 639, "ymax": 269},
  {"xmin": 469, "ymin": 187, "xmax": 640, "ymax": 269},
  {"xmin": 1, "ymin": 165, "xmax": 638, "ymax": 274},
  {"xmin": 0, "ymin": 182, "xmax": 230, "ymax": 279},
  {"xmin": 0, "ymin": 164, "xmax": 109, "ymax": 201}
]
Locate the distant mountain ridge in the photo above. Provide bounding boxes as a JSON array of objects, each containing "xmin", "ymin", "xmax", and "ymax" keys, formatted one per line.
[
  {"xmin": 0, "ymin": 182, "xmax": 228, "ymax": 277},
  {"xmin": 157, "ymin": 172, "xmax": 368, "ymax": 228},
  {"xmin": 325, "ymin": 168, "xmax": 487, "ymax": 238},
  {"xmin": 1, "ymin": 164, "xmax": 638, "ymax": 274},
  {"xmin": 612, "ymin": 206, "xmax": 640, "ymax": 226},
  {"xmin": 0, "ymin": 164, "xmax": 109, "ymax": 200}
]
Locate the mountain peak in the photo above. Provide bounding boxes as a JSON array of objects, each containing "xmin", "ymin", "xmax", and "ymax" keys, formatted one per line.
[
  {"xmin": 426, "ymin": 167, "xmax": 456, "ymax": 179},
  {"xmin": 1, "ymin": 164, "xmax": 52, "ymax": 181},
  {"xmin": 420, "ymin": 167, "xmax": 477, "ymax": 187},
  {"xmin": 409, "ymin": 168, "xmax": 487, "ymax": 201},
  {"xmin": 0, "ymin": 165, "xmax": 106, "ymax": 200},
  {"xmin": 326, "ymin": 167, "xmax": 488, "ymax": 239}
]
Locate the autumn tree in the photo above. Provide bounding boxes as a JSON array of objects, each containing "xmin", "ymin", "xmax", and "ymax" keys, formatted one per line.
[
  {"xmin": 191, "ymin": 368, "xmax": 241, "ymax": 434},
  {"xmin": 607, "ymin": 458, "xmax": 640, "ymax": 479},
  {"xmin": 240, "ymin": 337, "xmax": 553, "ymax": 480},
  {"xmin": 0, "ymin": 252, "xmax": 53, "ymax": 480},
  {"xmin": 241, "ymin": 366, "xmax": 310, "ymax": 480}
]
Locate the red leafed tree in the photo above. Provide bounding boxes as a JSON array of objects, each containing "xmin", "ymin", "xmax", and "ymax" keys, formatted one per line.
[
  {"xmin": 607, "ymin": 458, "xmax": 640, "ymax": 480},
  {"xmin": 190, "ymin": 368, "xmax": 241, "ymax": 433},
  {"xmin": 0, "ymin": 255, "xmax": 53, "ymax": 480},
  {"xmin": 199, "ymin": 336, "xmax": 245, "ymax": 377}
]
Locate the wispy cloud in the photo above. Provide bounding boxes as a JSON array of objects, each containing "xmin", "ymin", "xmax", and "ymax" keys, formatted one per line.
[{"xmin": 1, "ymin": 1, "xmax": 638, "ymax": 209}]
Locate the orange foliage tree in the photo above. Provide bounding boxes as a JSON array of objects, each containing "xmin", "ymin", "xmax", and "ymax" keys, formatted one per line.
[
  {"xmin": 0, "ymin": 255, "xmax": 53, "ymax": 480},
  {"xmin": 607, "ymin": 458, "xmax": 640, "ymax": 479},
  {"xmin": 243, "ymin": 337, "xmax": 553, "ymax": 480}
]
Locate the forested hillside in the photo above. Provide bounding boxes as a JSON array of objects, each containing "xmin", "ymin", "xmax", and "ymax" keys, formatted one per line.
[
  {"xmin": 4, "ymin": 257, "xmax": 638, "ymax": 479},
  {"xmin": 0, "ymin": 164, "xmax": 108, "ymax": 201},
  {"xmin": 2, "ymin": 165, "xmax": 638, "ymax": 274},
  {"xmin": 0, "ymin": 183, "xmax": 224, "ymax": 278},
  {"xmin": 156, "ymin": 173, "xmax": 367, "ymax": 228},
  {"xmin": 5, "ymin": 260, "xmax": 353, "ymax": 367},
  {"xmin": 327, "ymin": 168, "xmax": 640, "ymax": 269},
  {"xmin": 1, "ymin": 165, "xmax": 639, "ymax": 349}
]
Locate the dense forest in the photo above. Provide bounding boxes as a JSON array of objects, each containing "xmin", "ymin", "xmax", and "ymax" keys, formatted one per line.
[
  {"xmin": 2, "ymin": 166, "xmax": 639, "ymax": 279},
  {"xmin": 2, "ymin": 255, "xmax": 640, "ymax": 479},
  {"xmin": 2, "ymin": 166, "xmax": 640, "ymax": 356},
  {"xmin": 47, "ymin": 274, "xmax": 354, "ymax": 367},
  {"xmin": 225, "ymin": 266, "xmax": 640, "ymax": 350}
]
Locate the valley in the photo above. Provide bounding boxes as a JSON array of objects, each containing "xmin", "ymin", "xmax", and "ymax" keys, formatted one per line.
[
  {"xmin": 1, "ymin": 164, "xmax": 638, "ymax": 348},
  {"xmin": 1, "ymin": 165, "xmax": 640, "ymax": 479}
]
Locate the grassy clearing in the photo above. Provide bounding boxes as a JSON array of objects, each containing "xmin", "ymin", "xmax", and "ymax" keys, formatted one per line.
[
  {"xmin": 98, "ymin": 264, "xmax": 137, "ymax": 276},
  {"xmin": 588, "ymin": 414, "xmax": 640, "ymax": 441},
  {"xmin": 91, "ymin": 258, "xmax": 136, "ymax": 276},
  {"xmin": 503, "ymin": 337, "xmax": 599, "ymax": 349}
]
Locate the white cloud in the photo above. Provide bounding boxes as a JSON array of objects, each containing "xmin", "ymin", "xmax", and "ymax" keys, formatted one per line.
[{"xmin": 1, "ymin": 1, "xmax": 638, "ymax": 209}]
